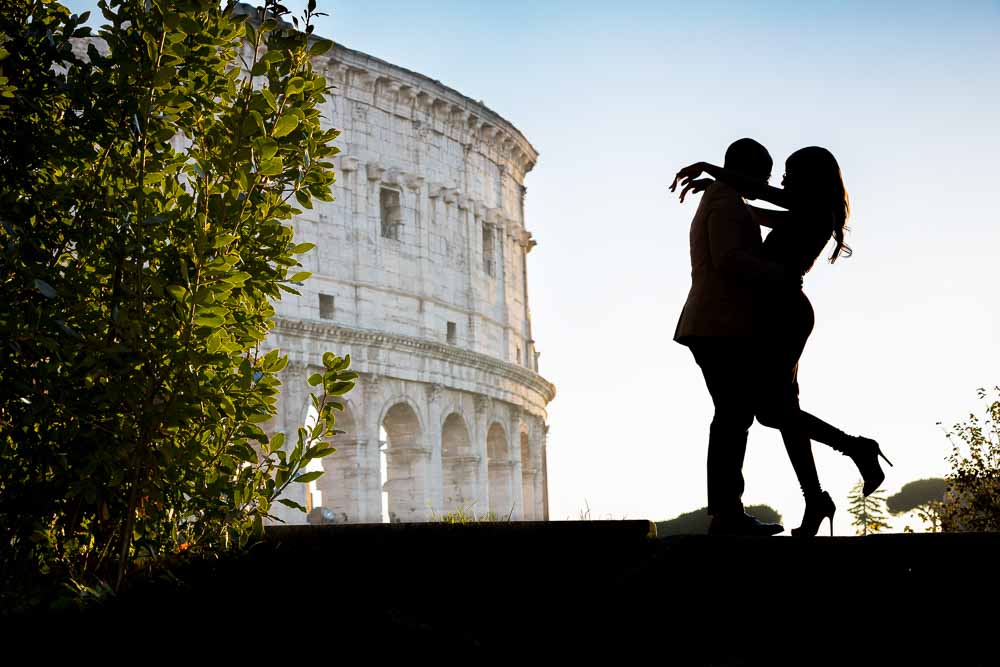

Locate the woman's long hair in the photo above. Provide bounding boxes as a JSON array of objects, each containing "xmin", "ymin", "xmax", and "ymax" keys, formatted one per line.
[{"xmin": 785, "ymin": 146, "xmax": 852, "ymax": 263}]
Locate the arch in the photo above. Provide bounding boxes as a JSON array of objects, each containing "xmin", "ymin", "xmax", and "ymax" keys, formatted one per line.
[
  {"xmin": 442, "ymin": 412, "xmax": 471, "ymax": 456},
  {"xmin": 380, "ymin": 400, "xmax": 428, "ymax": 523},
  {"xmin": 441, "ymin": 412, "xmax": 477, "ymax": 515},
  {"xmin": 487, "ymin": 422, "xmax": 509, "ymax": 461},
  {"xmin": 378, "ymin": 394, "xmax": 425, "ymax": 436},
  {"xmin": 487, "ymin": 422, "xmax": 513, "ymax": 519}
]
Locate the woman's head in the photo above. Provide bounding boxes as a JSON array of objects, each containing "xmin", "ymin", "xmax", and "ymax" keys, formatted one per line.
[{"xmin": 783, "ymin": 146, "xmax": 852, "ymax": 262}]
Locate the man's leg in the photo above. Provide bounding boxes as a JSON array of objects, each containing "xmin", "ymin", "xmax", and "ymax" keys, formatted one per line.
[{"xmin": 690, "ymin": 339, "xmax": 755, "ymax": 518}]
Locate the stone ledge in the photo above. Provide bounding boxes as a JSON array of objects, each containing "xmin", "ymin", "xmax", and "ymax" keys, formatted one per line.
[
  {"xmin": 272, "ymin": 317, "xmax": 557, "ymax": 404},
  {"xmin": 18, "ymin": 527, "xmax": 997, "ymax": 663}
]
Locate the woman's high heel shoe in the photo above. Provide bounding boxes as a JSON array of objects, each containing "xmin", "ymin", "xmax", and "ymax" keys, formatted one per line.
[
  {"xmin": 848, "ymin": 437, "xmax": 894, "ymax": 497},
  {"xmin": 791, "ymin": 491, "xmax": 836, "ymax": 538}
]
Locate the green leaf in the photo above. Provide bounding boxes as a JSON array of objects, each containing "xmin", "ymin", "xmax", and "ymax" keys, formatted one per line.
[
  {"xmin": 262, "ymin": 49, "xmax": 285, "ymax": 65},
  {"xmin": 277, "ymin": 498, "xmax": 306, "ymax": 511},
  {"xmin": 194, "ymin": 312, "xmax": 225, "ymax": 328},
  {"xmin": 206, "ymin": 332, "xmax": 222, "ymax": 354},
  {"xmin": 260, "ymin": 89, "xmax": 277, "ymax": 111},
  {"xmin": 286, "ymin": 77, "xmax": 305, "ymax": 95},
  {"xmin": 258, "ymin": 139, "xmax": 278, "ymax": 161},
  {"xmin": 294, "ymin": 190, "xmax": 313, "ymax": 209},
  {"xmin": 213, "ymin": 234, "xmax": 238, "ymax": 248},
  {"xmin": 309, "ymin": 38, "xmax": 333, "ymax": 56},
  {"xmin": 307, "ymin": 373, "xmax": 323, "ymax": 386},
  {"xmin": 292, "ymin": 242, "xmax": 316, "ymax": 254},
  {"xmin": 272, "ymin": 115, "xmax": 299, "ymax": 138},
  {"xmin": 192, "ymin": 288, "xmax": 215, "ymax": 305},
  {"xmin": 178, "ymin": 17, "xmax": 201, "ymax": 35},
  {"xmin": 324, "ymin": 381, "xmax": 354, "ymax": 396},
  {"xmin": 243, "ymin": 110, "xmax": 263, "ymax": 137},
  {"xmin": 259, "ymin": 157, "xmax": 283, "ymax": 176},
  {"xmin": 322, "ymin": 352, "xmax": 336, "ymax": 368},
  {"xmin": 289, "ymin": 271, "xmax": 312, "ymax": 282},
  {"xmin": 269, "ymin": 433, "xmax": 285, "ymax": 451},
  {"xmin": 143, "ymin": 172, "xmax": 164, "ymax": 186},
  {"xmin": 153, "ymin": 66, "xmax": 174, "ymax": 87},
  {"xmin": 294, "ymin": 471, "xmax": 324, "ymax": 484}
]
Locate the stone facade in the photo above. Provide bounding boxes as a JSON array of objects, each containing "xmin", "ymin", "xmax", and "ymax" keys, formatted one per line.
[{"xmin": 264, "ymin": 38, "xmax": 555, "ymax": 524}]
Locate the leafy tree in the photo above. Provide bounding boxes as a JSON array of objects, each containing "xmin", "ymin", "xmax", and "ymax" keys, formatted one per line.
[
  {"xmin": 887, "ymin": 478, "xmax": 946, "ymax": 533},
  {"xmin": 847, "ymin": 480, "xmax": 890, "ymax": 536},
  {"xmin": 937, "ymin": 388, "xmax": 1000, "ymax": 532},
  {"xmin": 0, "ymin": 0, "xmax": 350, "ymax": 606},
  {"xmin": 886, "ymin": 478, "xmax": 947, "ymax": 514},
  {"xmin": 655, "ymin": 505, "xmax": 783, "ymax": 536}
]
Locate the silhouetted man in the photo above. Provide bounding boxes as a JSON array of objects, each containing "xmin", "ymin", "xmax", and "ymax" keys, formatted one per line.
[{"xmin": 674, "ymin": 138, "xmax": 787, "ymax": 536}]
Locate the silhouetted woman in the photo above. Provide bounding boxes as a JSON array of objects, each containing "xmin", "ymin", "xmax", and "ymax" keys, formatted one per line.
[{"xmin": 672, "ymin": 147, "xmax": 892, "ymax": 537}]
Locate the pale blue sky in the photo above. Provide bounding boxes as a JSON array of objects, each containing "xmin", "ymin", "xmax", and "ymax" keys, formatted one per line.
[{"xmin": 66, "ymin": 1, "xmax": 1000, "ymax": 531}]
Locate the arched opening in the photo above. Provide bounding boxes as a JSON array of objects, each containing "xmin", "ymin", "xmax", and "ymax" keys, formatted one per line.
[
  {"xmin": 487, "ymin": 423, "xmax": 513, "ymax": 519},
  {"xmin": 441, "ymin": 413, "xmax": 478, "ymax": 515},
  {"xmin": 381, "ymin": 402, "xmax": 427, "ymax": 523},
  {"xmin": 520, "ymin": 430, "xmax": 534, "ymax": 521},
  {"xmin": 312, "ymin": 403, "xmax": 358, "ymax": 524},
  {"xmin": 302, "ymin": 402, "xmax": 323, "ymax": 514}
]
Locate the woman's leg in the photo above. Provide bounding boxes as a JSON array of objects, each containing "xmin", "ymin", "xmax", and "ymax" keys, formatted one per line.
[
  {"xmin": 763, "ymin": 379, "xmax": 824, "ymax": 501},
  {"xmin": 781, "ymin": 426, "xmax": 822, "ymax": 501},
  {"xmin": 798, "ymin": 410, "xmax": 855, "ymax": 453},
  {"xmin": 753, "ymin": 301, "xmax": 826, "ymax": 502}
]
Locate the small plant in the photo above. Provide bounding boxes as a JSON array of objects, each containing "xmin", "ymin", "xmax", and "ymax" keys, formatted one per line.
[
  {"xmin": 431, "ymin": 502, "xmax": 509, "ymax": 524},
  {"xmin": 847, "ymin": 480, "xmax": 891, "ymax": 536},
  {"xmin": 937, "ymin": 388, "xmax": 1000, "ymax": 532}
]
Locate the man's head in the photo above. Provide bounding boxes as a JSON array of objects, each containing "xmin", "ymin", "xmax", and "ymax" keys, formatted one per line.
[{"xmin": 724, "ymin": 138, "xmax": 772, "ymax": 184}]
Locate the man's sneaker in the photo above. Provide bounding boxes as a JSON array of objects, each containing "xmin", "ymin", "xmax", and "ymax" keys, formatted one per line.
[{"xmin": 708, "ymin": 512, "xmax": 784, "ymax": 537}]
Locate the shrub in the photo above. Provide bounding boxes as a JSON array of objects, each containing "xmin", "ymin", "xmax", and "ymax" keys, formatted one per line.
[{"xmin": 0, "ymin": 0, "xmax": 349, "ymax": 606}]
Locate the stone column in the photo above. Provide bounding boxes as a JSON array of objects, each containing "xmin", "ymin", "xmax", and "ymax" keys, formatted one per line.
[
  {"xmin": 473, "ymin": 395, "xmax": 490, "ymax": 516},
  {"xmin": 360, "ymin": 374, "xmax": 384, "ymax": 523},
  {"xmin": 540, "ymin": 423, "xmax": 550, "ymax": 521},
  {"xmin": 522, "ymin": 468, "xmax": 537, "ymax": 521},
  {"xmin": 425, "ymin": 383, "xmax": 445, "ymax": 515},
  {"xmin": 385, "ymin": 444, "xmax": 432, "ymax": 522},
  {"xmin": 510, "ymin": 409, "xmax": 525, "ymax": 520},
  {"xmin": 489, "ymin": 460, "xmax": 516, "ymax": 520}
]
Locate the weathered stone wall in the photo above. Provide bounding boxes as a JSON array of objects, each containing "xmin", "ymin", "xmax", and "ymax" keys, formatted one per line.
[{"xmin": 264, "ymin": 40, "xmax": 554, "ymax": 524}]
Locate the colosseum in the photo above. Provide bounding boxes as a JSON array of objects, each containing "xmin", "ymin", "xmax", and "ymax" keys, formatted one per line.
[{"xmin": 264, "ymin": 34, "xmax": 556, "ymax": 525}]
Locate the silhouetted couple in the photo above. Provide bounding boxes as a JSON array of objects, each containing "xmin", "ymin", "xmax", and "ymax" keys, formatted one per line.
[{"xmin": 671, "ymin": 139, "xmax": 892, "ymax": 537}]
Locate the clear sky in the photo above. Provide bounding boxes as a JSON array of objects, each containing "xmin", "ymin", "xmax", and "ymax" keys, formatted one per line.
[{"xmin": 66, "ymin": 1, "xmax": 1000, "ymax": 532}]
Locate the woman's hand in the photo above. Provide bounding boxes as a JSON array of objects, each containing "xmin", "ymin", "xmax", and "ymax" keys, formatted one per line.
[
  {"xmin": 678, "ymin": 178, "xmax": 713, "ymax": 203},
  {"xmin": 670, "ymin": 162, "xmax": 707, "ymax": 193}
]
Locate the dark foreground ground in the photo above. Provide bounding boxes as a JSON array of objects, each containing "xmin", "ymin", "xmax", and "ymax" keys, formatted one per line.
[{"xmin": 10, "ymin": 522, "xmax": 998, "ymax": 665}]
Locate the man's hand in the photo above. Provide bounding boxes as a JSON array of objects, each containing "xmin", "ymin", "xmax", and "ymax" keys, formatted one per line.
[
  {"xmin": 670, "ymin": 162, "xmax": 707, "ymax": 193},
  {"xmin": 679, "ymin": 177, "xmax": 713, "ymax": 203}
]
